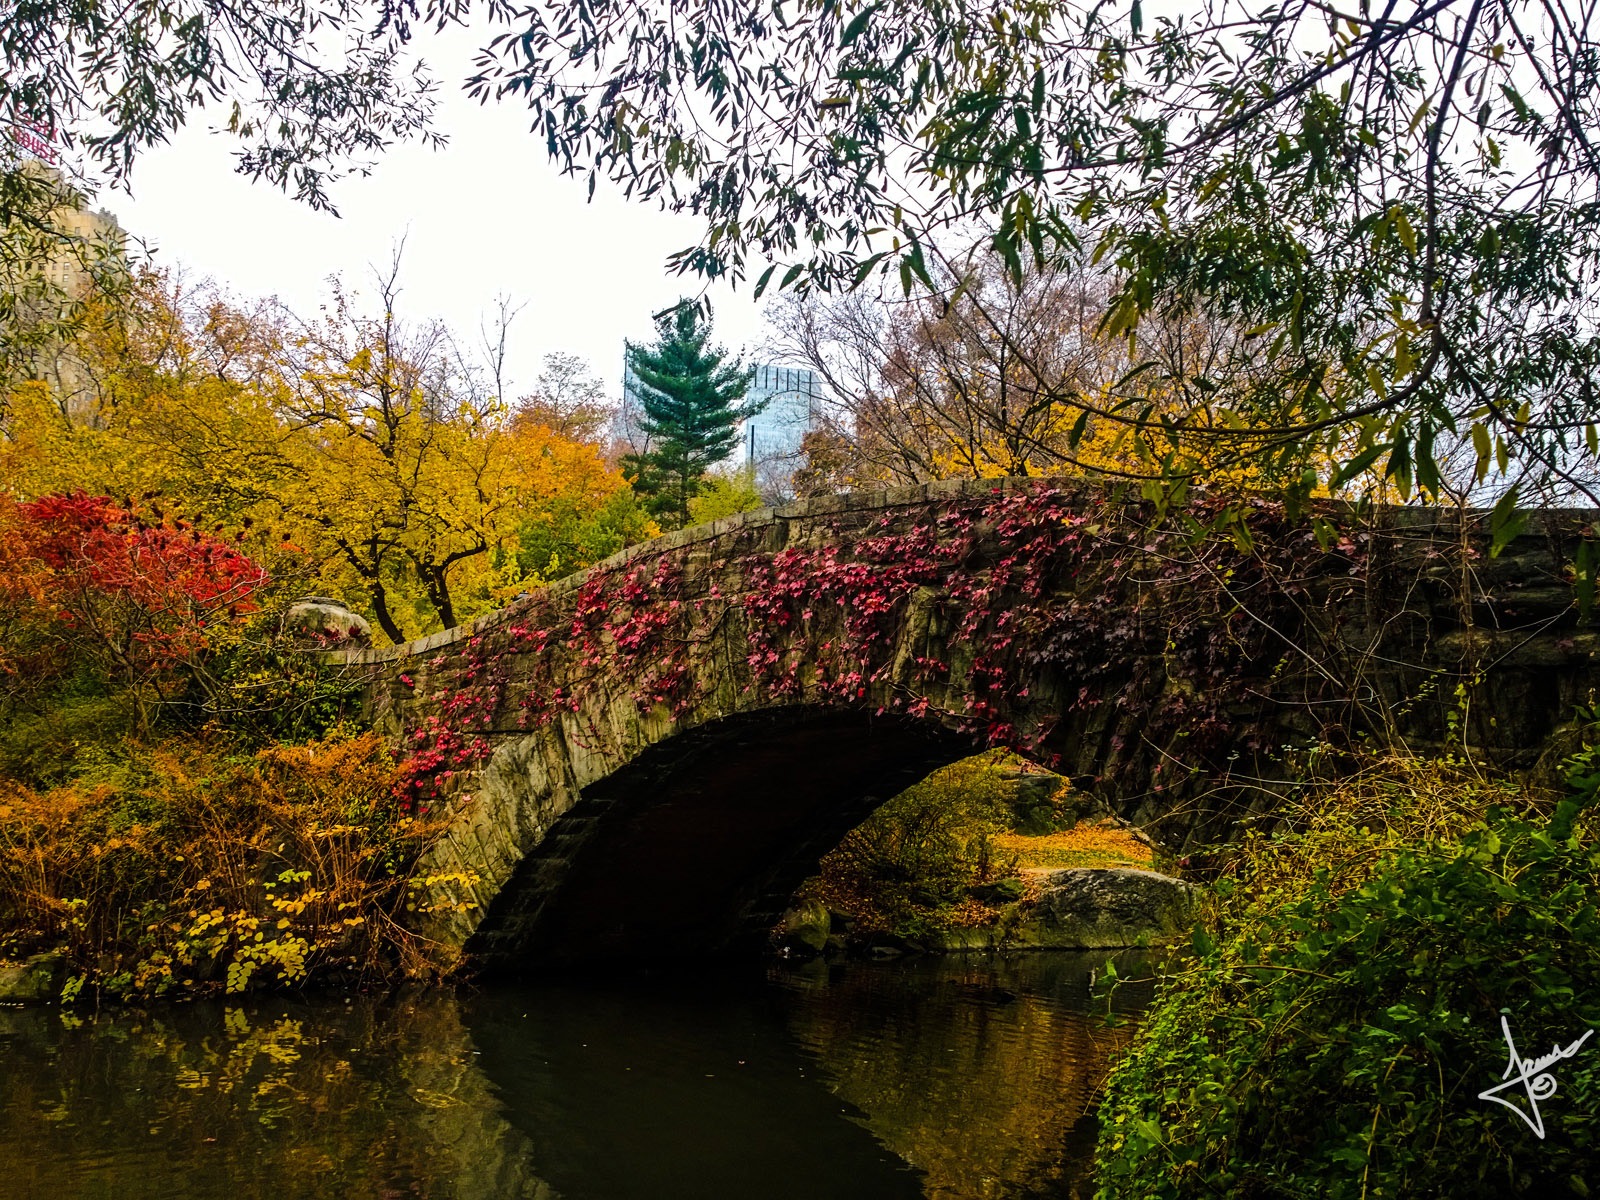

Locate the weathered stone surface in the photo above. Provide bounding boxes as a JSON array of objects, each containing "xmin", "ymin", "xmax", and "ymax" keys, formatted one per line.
[
  {"xmin": 777, "ymin": 898, "xmax": 831, "ymax": 955},
  {"xmin": 1018, "ymin": 868, "xmax": 1197, "ymax": 949},
  {"xmin": 930, "ymin": 868, "xmax": 1196, "ymax": 952},
  {"xmin": 1000, "ymin": 766, "xmax": 1102, "ymax": 834},
  {"xmin": 0, "ymin": 952, "xmax": 64, "ymax": 1004},
  {"xmin": 323, "ymin": 479, "xmax": 1600, "ymax": 971},
  {"xmin": 284, "ymin": 596, "xmax": 372, "ymax": 647}
]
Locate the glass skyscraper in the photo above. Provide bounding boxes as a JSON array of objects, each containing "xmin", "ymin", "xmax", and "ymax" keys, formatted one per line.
[{"xmin": 739, "ymin": 365, "xmax": 821, "ymax": 469}]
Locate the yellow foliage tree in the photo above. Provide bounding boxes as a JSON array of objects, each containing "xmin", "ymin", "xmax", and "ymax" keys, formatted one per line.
[{"xmin": 1, "ymin": 265, "xmax": 650, "ymax": 644}]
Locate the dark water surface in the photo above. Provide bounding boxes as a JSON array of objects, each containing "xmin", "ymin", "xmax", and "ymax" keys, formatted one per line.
[{"xmin": 0, "ymin": 953, "xmax": 1155, "ymax": 1200}]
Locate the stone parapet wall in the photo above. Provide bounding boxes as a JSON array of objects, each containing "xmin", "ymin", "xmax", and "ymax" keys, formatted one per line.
[{"xmin": 335, "ymin": 477, "xmax": 1036, "ymax": 665}]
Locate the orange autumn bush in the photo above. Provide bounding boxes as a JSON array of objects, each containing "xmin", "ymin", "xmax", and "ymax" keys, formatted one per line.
[{"xmin": 0, "ymin": 730, "xmax": 449, "ymax": 1001}]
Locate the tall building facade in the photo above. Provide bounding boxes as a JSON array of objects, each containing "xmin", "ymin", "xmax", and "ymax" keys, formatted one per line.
[
  {"xmin": 30, "ymin": 197, "xmax": 126, "ymax": 419},
  {"xmin": 7, "ymin": 158, "xmax": 128, "ymax": 416},
  {"xmin": 739, "ymin": 364, "xmax": 821, "ymax": 471},
  {"xmin": 9, "ymin": 160, "xmax": 126, "ymax": 297}
]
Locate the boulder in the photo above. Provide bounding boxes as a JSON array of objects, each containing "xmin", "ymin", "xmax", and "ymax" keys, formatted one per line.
[
  {"xmin": 1000, "ymin": 767, "xmax": 1104, "ymax": 834},
  {"xmin": 0, "ymin": 952, "xmax": 65, "ymax": 1004},
  {"xmin": 1012, "ymin": 868, "xmax": 1197, "ymax": 949},
  {"xmin": 283, "ymin": 596, "xmax": 373, "ymax": 647},
  {"xmin": 776, "ymin": 898, "xmax": 831, "ymax": 956}
]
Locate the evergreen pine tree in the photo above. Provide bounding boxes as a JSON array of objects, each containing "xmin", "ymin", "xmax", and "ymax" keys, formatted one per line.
[{"xmin": 622, "ymin": 303, "xmax": 762, "ymax": 529}]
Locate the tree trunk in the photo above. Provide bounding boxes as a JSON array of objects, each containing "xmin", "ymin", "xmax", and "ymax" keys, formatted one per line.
[
  {"xmin": 368, "ymin": 579, "xmax": 406, "ymax": 645},
  {"xmin": 422, "ymin": 565, "xmax": 458, "ymax": 630},
  {"xmin": 678, "ymin": 463, "xmax": 694, "ymax": 530}
]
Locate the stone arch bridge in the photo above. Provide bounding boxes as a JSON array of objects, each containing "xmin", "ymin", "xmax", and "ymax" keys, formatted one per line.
[{"xmin": 333, "ymin": 478, "xmax": 1600, "ymax": 970}]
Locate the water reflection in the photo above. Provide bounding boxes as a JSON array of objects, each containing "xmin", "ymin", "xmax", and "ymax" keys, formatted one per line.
[
  {"xmin": 0, "ymin": 991, "xmax": 543, "ymax": 1199},
  {"xmin": 0, "ymin": 953, "xmax": 1154, "ymax": 1200},
  {"xmin": 464, "ymin": 972, "xmax": 924, "ymax": 1200},
  {"xmin": 779, "ymin": 956, "xmax": 1150, "ymax": 1200}
]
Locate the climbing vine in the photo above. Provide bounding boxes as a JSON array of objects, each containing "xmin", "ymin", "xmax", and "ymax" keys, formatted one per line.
[{"xmin": 388, "ymin": 483, "xmax": 1364, "ymax": 826}]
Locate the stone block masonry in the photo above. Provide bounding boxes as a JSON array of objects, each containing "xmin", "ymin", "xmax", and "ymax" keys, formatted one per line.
[{"xmin": 330, "ymin": 478, "xmax": 1600, "ymax": 971}]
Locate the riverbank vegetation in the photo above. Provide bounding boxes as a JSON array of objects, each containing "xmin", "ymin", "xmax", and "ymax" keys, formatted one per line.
[
  {"xmin": 1093, "ymin": 754, "xmax": 1600, "ymax": 1198},
  {"xmin": 0, "ymin": 240, "xmax": 678, "ymax": 999},
  {"xmin": 0, "ymin": 482, "xmax": 444, "ymax": 999},
  {"xmin": 0, "ymin": 732, "xmax": 431, "ymax": 1001}
]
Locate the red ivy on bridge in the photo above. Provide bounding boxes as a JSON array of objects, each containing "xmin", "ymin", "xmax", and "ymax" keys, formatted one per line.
[{"xmin": 391, "ymin": 484, "xmax": 1354, "ymax": 813}]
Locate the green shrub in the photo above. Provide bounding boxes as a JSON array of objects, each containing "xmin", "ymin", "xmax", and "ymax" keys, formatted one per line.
[
  {"xmin": 0, "ymin": 690, "xmax": 140, "ymax": 789},
  {"xmin": 686, "ymin": 470, "xmax": 764, "ymax": 525},
  {"xmin": 1095, "ymin": 761, "xmax": 1600, "ymax": 1199},
  {"xmin": 206, "ymin": 622, "xmax": 367, "ymax": 745},
  {"xmin": 513, "ymin": 487, "xmax": 656, "ymax": 583}
]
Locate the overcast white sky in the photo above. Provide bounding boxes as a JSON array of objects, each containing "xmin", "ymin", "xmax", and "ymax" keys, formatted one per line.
[{"xmin": 98, "ymin": 26, "xmax": 772, "ymax": 403}]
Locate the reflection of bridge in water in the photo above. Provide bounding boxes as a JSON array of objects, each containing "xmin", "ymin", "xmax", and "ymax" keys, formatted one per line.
[
  {"xmin": 0, "ymin": 954, "xmax": 1153, "ymax": 1200},
  {"xmin": 459, "ymin": 953, "xmax": 1153, "ymax": 1200},
  {"xmin": 335, "ymin": 478, "xmax": 1600, "ymax": 970}
]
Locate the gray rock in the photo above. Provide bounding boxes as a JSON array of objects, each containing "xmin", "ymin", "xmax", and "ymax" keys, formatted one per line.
[
  {"xmin": 1015, "ymin": 868, "xmax": 1197, "ymax": 949},
  {"xmin": 283, "ymin": 597, "xmax": 373, "ymax": 647},
  {"xmin": 1007, "ymin": 769, "xmax": 1063, "ymax": 810},
  {"xmin": 1001, "ymin": 768, "xmax": 1063, "ymax": 834},
  {"xmin": 0, "ymin": 952, "xmax": 66, "ymax": 1004}
]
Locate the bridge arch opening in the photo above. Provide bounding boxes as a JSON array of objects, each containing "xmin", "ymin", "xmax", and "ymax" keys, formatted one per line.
[{"xmin": 466, "ymin": 708, "xmax": 987, "ymax": 970}]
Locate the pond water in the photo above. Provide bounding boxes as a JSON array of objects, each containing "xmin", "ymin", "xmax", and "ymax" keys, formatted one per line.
[{"xmin": 0, "ymin": 952, "xmax": 1156, "ymax": 1200}]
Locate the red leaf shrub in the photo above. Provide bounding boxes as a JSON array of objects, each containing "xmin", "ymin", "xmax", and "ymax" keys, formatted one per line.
[{"xmin": 0, "ymin": 492, "xmax": 268, "ymax": 707}]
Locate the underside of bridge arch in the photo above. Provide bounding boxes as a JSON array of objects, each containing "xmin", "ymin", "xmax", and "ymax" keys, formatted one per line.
[{"xmin": 465, "ymin": 708, "xmax": 981, "ymax": 971}]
